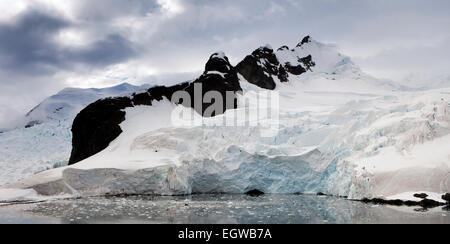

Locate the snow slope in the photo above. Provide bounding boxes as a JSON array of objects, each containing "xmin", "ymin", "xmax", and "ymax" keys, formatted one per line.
[
  {"xmin": 2, "ymin": 38, "xmax": 449, "ymax": 203},
  {"xmin": 0, "ymin": 83, "xmax": 149, "ymax": 186}
]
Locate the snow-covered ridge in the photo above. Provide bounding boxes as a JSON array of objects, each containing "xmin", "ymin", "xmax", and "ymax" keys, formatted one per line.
[
  {"xmin": 238, "ymin": 36, "xmax": 405, "ymax": 93},
  {"xmin": 23, "ymin": 82, "xmax": 150, "ymax": 129},
  {"xmin": 277, "ymin": 36, "xmax": 358, "ymax": 75}
]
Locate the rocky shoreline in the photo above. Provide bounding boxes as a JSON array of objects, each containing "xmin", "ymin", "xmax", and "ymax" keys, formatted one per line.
[{"xmin": 360, "ymin": 193, "xmax": 450, "ymax": 210}]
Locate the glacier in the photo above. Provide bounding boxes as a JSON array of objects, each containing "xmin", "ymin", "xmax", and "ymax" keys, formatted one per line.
[
  {"xmin": 1, "ymin": 37, "xmax": 449, "ymax": 203},
  {"xmin": 4, "ymin": 86, "xmax": 449, "ymax": 201}
]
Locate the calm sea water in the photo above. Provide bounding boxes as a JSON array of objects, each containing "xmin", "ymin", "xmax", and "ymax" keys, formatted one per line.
[{"xmin": 1, "ymin": 194, "xmax": 449, "ymax": 224}]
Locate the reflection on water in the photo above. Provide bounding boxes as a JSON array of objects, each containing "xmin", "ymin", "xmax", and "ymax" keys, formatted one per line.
[
  {"xmin": 0, "ymin": 208, "xmax": 60, "ymax": 224},
  {"xmin": 1, "ymin": 194, "xmax": 449, "ymax": 224}
]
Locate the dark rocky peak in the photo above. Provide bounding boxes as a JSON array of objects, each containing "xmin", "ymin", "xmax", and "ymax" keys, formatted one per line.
[
  {"xmin": 236, "ymin": 37, "xmax": 317, "ymax": 90},
  {"xmin": 200, "ymin": 52, "xmax": 241, "ymax": 89},
  {"xmin": 236, "ymin": 45, "xmax": 283, "ymax": 90},
  {"xmin": 297, "ymin": 35, "xmax": 312, "ymax": 47},
  {"xmin": 277, "ymin": 45, "xmax": 290, "ymax": 52},
  {"xmin": 188, "ymin": 52, "xmax": 242, "ymax": 116},
  {"xmin": 251, "ymin": 45, "xmax": 279, "ymax": 66},
  {"xmin": 204, "ymin": 52, "xmax": 233, "ymax": 74}
]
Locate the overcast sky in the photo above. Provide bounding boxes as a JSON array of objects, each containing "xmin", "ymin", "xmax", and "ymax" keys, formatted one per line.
[{"xmin": 1, "ymin": 0, "xmax": 450, "ymax": 127}]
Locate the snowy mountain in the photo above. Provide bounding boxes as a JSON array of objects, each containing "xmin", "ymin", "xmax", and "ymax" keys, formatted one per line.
[
  {"xmin": 23, "ymin": 82, "xmax": 150, "ymax": 128},
  {"xmin": 0, "ymin": 83, "xmax": 149, "ymax": 186},
  {"xmin": 1, "ymin": 36, "xmax": 449, "ymax": 204}
]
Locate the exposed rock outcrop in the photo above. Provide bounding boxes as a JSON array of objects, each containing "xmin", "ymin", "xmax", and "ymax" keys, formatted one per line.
[
  {"xmin": 245, "ymin": 189, "xmax": 265, "ymax": 197},
  {"xmin": 442, "ymin": 193, "xmax": 450, "ymax": 203},
  {"xmin": 69, "ymin": 97, "xmax": 134, "ymax": 165},
  {"xmin": 277, "ymin": 45, "xmax": 289, "ymax": 51},
  {"xmin": 236, "ymin": 45, "xmax": 281, "ymax": 90},
  {"xmin": 413, "ymin": 193, "xmax": 429, "ymax": 199},
  {"xmin": 297, "ymin": 35, "xmax": 312, "ymax": 47}
]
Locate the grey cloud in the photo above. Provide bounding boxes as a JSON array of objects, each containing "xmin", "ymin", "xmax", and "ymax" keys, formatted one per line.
[
  {"xmin": 0, "ymin": 9, "xmax": 136, "ymax": 75},
  {"xmin": 354, "ymin": 37, "xmax": 450, "ymax": 80},
  {"xmin": 0, "ymin": 10, "xmax": 69, "ymax": 74},
  {"xmin": 72, "ymin": 0, "xmax": 160, "ymax": 21},
  {"xmin": 69, "ymin": 34, "xmax": 136, "ymax": 67}
]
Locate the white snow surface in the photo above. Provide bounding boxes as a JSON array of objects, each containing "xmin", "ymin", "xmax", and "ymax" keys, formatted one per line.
[{"xmin": 1, "ymin": 39, "xmax": 450, "ymax": 202}]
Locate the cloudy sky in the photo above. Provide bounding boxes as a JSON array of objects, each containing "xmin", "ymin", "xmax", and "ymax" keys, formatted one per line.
[{"xmin": 1, "ymin": 0, "xmax": 450, "ymax": 127}]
